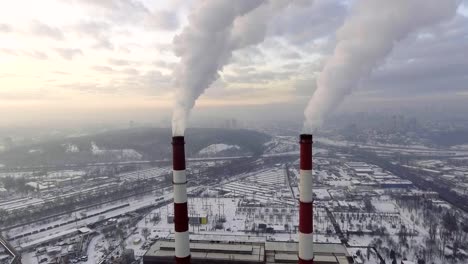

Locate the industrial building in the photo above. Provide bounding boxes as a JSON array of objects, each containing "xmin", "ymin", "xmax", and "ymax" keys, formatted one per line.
[{"xmin": 143, "ymin": 236, "xmax": 353, "ymax": 264}]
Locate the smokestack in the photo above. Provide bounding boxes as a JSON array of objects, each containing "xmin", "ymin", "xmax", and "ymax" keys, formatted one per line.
[
  {"xmin": 172, "ymin": 136, "xmax": 190, "ymax": 264},
  {"xmin": 299, "ymin": 134, "xmax": 313, "ymax": 264}
]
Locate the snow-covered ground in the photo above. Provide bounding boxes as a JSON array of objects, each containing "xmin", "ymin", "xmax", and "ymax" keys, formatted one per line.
[
  {"xmin": 83, "ymin": 234, "xmax": 106, "ymax": 264},
  {"xmin": 63, "ymin": 143, "xmax": 80, "ymax": 153},
  {"xmin": 264, "ymin": 136, "xmax": 298, "ymax": 154},
  {"xmin": 117, "ymin": 166, "xmax": 171, "ymax": 182},
  {"xmin": 217, "ymin": 166, "xmax": 295, "ymax": 205},
  {"xmin": 91, "ymin": 142, "xmax": 143, "ymax": 160},
  {"xmin": 198, "ymin": 144, "xmax": 240, "ymax": 155}
]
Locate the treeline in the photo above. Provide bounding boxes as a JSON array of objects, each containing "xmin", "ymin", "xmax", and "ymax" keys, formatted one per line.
[
  {"xmin": 0, "ymin": 127, "xmax": 270, "ymax": 167},
  {"xmin": 0, "ymin": 176, "xmax": 35, "ymax": 193},
  {"xmin": 428, "ymin": 129, "xmax": 468, "ymax": 147}
]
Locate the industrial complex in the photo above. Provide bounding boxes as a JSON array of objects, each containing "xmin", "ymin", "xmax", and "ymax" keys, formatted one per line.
[{"xmin": 140, "ymin": 134, "xmax": 354, "ymax": 264}]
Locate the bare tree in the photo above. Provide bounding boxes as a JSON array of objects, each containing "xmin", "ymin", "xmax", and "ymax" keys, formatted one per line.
[
  {"xmin": 142, "ymin": 227, "xmax": 150, "ymax": 241},
  {"xmin": 427, "ymin": 213, "xmax": 438, "ymax": 242},
  {"xmin": 441, "ymin": 212, "xmax": 458, "ymax": 259}
]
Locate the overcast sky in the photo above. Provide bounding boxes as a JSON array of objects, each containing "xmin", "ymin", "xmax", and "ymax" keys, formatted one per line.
[{"xmin": 0, "ymin": 0, "xmax": 467, "ymax": 128}]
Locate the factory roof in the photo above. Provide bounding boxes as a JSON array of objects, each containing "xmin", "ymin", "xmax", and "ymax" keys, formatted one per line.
[
  {"xmin": 265, "ymin": 241, "xmax": 350, "ymax": 255},
  {"xmin": 20, "ymin": 228, "xmax": 79, "ymax": 250},
  {"xmin": 352, "ymin": 168, "xmax": 374, "ymax": 173},
  {"xmin": 19, "ymin": 227, "xmax": 94, "ymax": 250},
  {"xmin": 144, "ymin": 240, "xmax": 264, "ymax": 263},
  {"xmin": 185, "ymin": 233, "xmax": 267, "ymax": 243},
  {"xmin": 264, "ymin": 241, "xmax": 352, "ymax": 264},
  {"xmin": 345, "ymin": 162, "xmax": 369, "ymax": 168}
]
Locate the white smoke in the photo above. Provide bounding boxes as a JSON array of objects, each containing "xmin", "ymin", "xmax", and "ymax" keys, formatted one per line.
[
  {"xmin": 304, "ymin": 0, "xmax": 460, "ymax": 131},
  {"xmin": 172, "ymin": 0, "xmax": 307, "ymax": 136}
]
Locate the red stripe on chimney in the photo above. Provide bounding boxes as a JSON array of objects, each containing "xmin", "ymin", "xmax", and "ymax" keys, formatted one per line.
[
  {"xmin": 298, "ymin": 258, "xmax": 314, "ymax": 264},
  {"xmin": 175, "ymin": 255, "xmax": 191, "ymax": 264},
  {"xmin": 299, "ymin": 202, "xmax": 313, "ymax": 234},
  {"xmin": 174, "ymin": 202, "xmax": 189, "ymax": 232},
  {"xmin": 300, "ymin": 134, "xmax": 312, "ymax": 170},
  {"xmin": 172, "ymin": 136, "xmax": 186, "ymax": 170}
]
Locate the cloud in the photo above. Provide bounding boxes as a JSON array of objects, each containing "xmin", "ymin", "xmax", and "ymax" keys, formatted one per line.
[
  {"xmin": 58, "ymin": 68, "xmax": 171, "ymax": 96},
  {"xmin": 23, "ymin": 50, "xmax": 48, "ymax": 60},
  {"xmin": 91, "ymin": 65, "xmax": 140, "ymax": 76},
  {"xmin": 282, "ymin": 49, "xmax": 302, "ymax": 59},
  {"xmin": 55, "ymin": 48, "xmax": 83, "ymax": 60},
  {"xmin": 92, "ymin": 65, "xmax": 115, "ymax": 73},
  {"xmin": 294, "ymin": 78, "xmax": 317, "ymax": 96},
  {"xmin": 30, "ymin": 20, "xmax": 64, "ymax": 40},
  {"xmin": 70, "ymin": 0, "xmax": 150, "ymax": 24},
  {"xmin": 146, "ymin": 10, "xmax": 180, "ymax": 31},
  {"xmin": 270, "ymin": 0, "xmax": 347, "ymax": 45},
  {"xmin": 59, "ymin": 82, "xmax": 104, "ymax": 93},
  {"xmin": 154, "ymin": 60, "xmax": 177, "ymax": 71},
  {"xmin": 231, "ymin": 46, "xmax": 267, "ymax": 66},
  {"xmin": 0, "ymin": 48, "xmax": 18, "ymax": 56},
  {"xmin": 73, "ymin": 21, "xmax": 114, "ymax": 50},
  {"xmin": 121, "ymin": 68, "xmax": 139, "ymax": 76},
  {"xmin": 70, "ymin": 0, "xmax": 181, "ymax": 33},
  {"xmin": 203, "ymin": 79, "xmax": 271, "ymax": 99},
  {"xmin": 362, "ymin": 14, "xmax": 468, "ymax": 95},
  {"xmin": 0, "ymin": 23, "xmax": 12, "ymax": 33},
  {"xmin": 53, "ymin": 71, "xmax": 71, "ymax": 75},
  {"xmin": 0, "ymin": 89, "xmax": 50, "ymax": 101},
  {"xmin": 108, "ymin": 58, "xmax": 132, "ymax": 66},
  {"xmin": 223, "ymin": 69, "xmax": 294, "ymax": 84},
  {"xmin": 142, "ymin": 70, "xmax": 171, "ymax": 86}
]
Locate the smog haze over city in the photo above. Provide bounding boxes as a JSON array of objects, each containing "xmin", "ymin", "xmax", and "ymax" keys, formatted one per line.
[{"xmin": 1, "ymin": 1, "xmax": 468, "ymax": 264}]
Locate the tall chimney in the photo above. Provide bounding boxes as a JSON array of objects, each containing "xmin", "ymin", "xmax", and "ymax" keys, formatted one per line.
[
  {"xmin": 172, "ymin": 136, "xmax": 191, "ymax": 264},
  {"xmin": 299, "ymin": 134, "xmax": 314, "ymax": 264}
]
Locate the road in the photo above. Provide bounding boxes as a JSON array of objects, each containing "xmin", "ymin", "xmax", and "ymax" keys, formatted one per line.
[{"xmin": 284, "ymin": 164, "xmax": 298, "ymax": 206}]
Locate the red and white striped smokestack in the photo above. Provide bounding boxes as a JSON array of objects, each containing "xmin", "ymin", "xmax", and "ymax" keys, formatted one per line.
[
  {"xmin": 299, "ymin": 134, "xmax": 314, "ymax": 264},
  {"xmin": 172, "ymin": 136, "xmax": 191, "ymax": 264}
]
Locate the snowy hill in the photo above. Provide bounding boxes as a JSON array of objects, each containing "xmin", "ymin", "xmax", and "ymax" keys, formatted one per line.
[{"xmin": 198, "ymin": 144, "xmax": 241, "ymax": 157}]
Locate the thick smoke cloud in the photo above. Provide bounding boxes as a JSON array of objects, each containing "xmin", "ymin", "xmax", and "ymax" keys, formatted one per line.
[
  {"xmin": 304, "ymin": 0, "xmax": 461, "ymax": 131},
  {"xmin": 171, "ymin": 0, "xmax": 301, "ymax": 136}
]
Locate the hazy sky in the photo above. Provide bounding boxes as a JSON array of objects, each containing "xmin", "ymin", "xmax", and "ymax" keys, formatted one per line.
[{"xmin": 0, "ymin": 0, "xmax": 467, "ymax": 128}]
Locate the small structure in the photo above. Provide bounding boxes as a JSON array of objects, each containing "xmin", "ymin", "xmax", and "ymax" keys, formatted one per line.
[{"xmin": 167, "ymin": 214, "xmax": 209, "ymax": 225}]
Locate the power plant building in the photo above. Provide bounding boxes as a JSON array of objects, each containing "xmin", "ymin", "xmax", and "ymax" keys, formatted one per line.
[{"xmin": 143, "ymin": 236, "xmax": 353, "ymax": 264}]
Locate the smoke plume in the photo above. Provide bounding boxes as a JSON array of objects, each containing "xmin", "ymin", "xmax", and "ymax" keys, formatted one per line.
[
  {"xmin": 304, "ymin": 0, "xmax": 460, "ymax": 131},
  {"xmin": 171, "ymin": 0, "xmax": 301, "ymax": 136}
]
